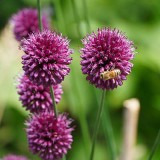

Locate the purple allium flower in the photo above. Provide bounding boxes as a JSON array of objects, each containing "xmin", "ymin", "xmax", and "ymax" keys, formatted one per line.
[
  {"xmin": 3, "ymin": 155, "xmax": 28, "ymax": 160},
  {"xmin": 80, "ymin": 28, "xmax": 135, "ymax": 90},
  {"xmin": 21, "ymin": 30, "xmax": 73, "ymax": 86},
  {"xmin": 26, "ymin": 112, "xmax": 74, "ymax": 160},
  {"xmin": 17, "ymin": 74, "xmax": 63, "ymax": 113},
  {"xmin": 12, "ymin": 8, "xmax": 49, "ymax": 41}
]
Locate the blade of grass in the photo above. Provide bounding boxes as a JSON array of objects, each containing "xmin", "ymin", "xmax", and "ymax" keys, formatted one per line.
[
  {"xmin": 70, "ymin": 61, "xmax": 91, "ymax": 158},
  {"xmin": 102, "ymin": 105, "xmax": 117, "ymax": 160},
  {"xmin": 70, "ymin": 0, "xmax": 82, "ymax": 38},
  {"xmin": 90, "ymin": 90, "xmax": 106, "ymax": 160},
  {"xmin": 82, "ymin": 0, "xmax": 91, "ymax": 33},
  {"xmin": 148, "ymin": 129, "xmax": 160, "ymax": 160},
  {"xmin": 53, "ymin": 0, "xmax": 67, "ymax": 34}
]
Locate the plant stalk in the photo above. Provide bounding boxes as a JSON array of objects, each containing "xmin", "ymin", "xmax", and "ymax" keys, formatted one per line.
[
  {"xmin": 62, "ymin": 155, "xmax": 66, "ymax": 160},
  {"xmin": 90, "ymin": 90, "xmax": 106, "ymax": 160},
  {"xmin": 37, "ymin": 0, "xmax": 42, "ymax": 32},
  {"xmin": 50, "ymin": 86, "xmax": 58, "ymax": 118}
]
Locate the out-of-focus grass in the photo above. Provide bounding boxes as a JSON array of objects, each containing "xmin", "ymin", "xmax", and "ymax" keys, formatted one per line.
[
  {"xmin": 1, "ymin": 0, "xmax": 160, "ymax": 159},
  {"xmin": 0, "ymin": 26, "xmax": 26, "ymax": 114}
]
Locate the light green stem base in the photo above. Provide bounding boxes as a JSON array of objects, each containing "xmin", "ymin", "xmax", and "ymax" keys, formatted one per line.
[{"xmin": 50, "ymin": 86, "xmax": 57, "ymax": 118}]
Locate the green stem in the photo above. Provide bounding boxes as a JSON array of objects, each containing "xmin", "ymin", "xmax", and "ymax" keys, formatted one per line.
[
  {"xmin": 148, "ymin": 129, "xmax": 160, "ymax": 160},
  {"xmin": 90, "ymin": 90, "xmax": 106, "ymax": 160},
  {"xmin": 50, "ymin": 86, "xmax": 57, "ymax": 118},
  {"xmin": 102, "ymin": 105, "xmax": 117, "ymax": 160},
  {"xmin": 62, "ymin": 155, "xmax": 66, "ymax": 160},
  {"xmin": 93, "ymin": 88, "xmax": 117, "ymax": 160},
  {"xmin": 82, "ymin": 0, "xmax": 91, "ymax": 33},
  {"xmin": 37, "ymin": 0, "xmax": 42, "ymax": 32},
  {"xmin": 71, "ymin": 0, "xmax": 82, "ymax": 38}
]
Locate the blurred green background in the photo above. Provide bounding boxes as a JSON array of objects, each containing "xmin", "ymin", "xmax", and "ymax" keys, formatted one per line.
[{"xmin": 0, "ymin": 0, "xmax": 160, "ymax": 160}]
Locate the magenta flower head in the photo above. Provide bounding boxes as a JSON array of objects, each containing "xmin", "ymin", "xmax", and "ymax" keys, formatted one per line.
[
  {"xmin": 3, "ymin": 154, "xmax": 28, "ymax": 160},
  {"xmin": 21, "ymin": 30, "xmax": 73, "ymax": 86},
  {"xmin": 26, "ymin": 111, "xmax": 74, "ymax": 160},
  {"xmin": 11, "ymin": 8, "xmax": 49, "ymax": 41},
  {"xmin": 17, "ymin": 74, "xmax": 63, "ymax": 113},
  {"xmin": 80, "ymin": 28, "xmax": 135, "ymax": 90}
]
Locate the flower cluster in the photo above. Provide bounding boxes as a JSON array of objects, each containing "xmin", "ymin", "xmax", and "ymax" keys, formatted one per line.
[
  {"xmin": 12, "ymin": 5, "xmax": 136, "ymax": 160},
  {"xmin": 12, "ymin": 8, "xmax": 49, "ymax": 41},
  {"xmin": 80, "ymin": 28, "xmax": 135, "ymax": 90},
  {"xmin": 17, "ymin": 74, "xmax": 63, "ymax": 113},
  {"xmin": 3, "ymin": 155, "xmax": 28, "ymax": 160},
  {"xmin": 21, "ymin": 30, "xmax": 73, "ymax": 86},
  {"xmin": 26, "ymin": 111, "xmax": 73, "ymax": 160},
  {"xmin": 12, "ymin": 7, "xmax": 74, "ymax": 160}
]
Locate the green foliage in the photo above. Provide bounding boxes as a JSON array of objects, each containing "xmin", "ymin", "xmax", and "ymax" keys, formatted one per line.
[{"xmin": 1, "ymin": 0, "xmax": 160, "ymax": 159}]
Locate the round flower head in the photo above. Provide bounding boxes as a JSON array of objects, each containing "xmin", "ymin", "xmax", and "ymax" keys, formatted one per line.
[
  {"xmin": 12, "ymin": 8, "xmax": 49, "ymax": 41},
  {"xmin": 21, "ymin": 30, "xmax": 73, "ymax": 86},
  {"xmin": 26, "ymin": 112, "xmax": 74, "ymax": 160},
  {"xmin": 80, "ymin": 28, "xmax": 135, "ymax": 90},
  {"xmin": 3, "ymin": 155, "xmax": 28, "ymax": 160},
  {"xmin": 17, "ymin": 74, "xmax": 63, "ymax": 113}
]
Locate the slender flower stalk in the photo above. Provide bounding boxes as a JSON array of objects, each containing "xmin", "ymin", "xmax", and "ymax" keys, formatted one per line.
[
  {"xmin": 148, "ymin": 129, "xmax": 160, "ymax": 160},
  {"xmin": 62, "ymin": 156, "xmax": 66, "ymax": 160},
  {"xmin": 50, "ymin": 86, "xmax": 57, "ymax": 118},
  {"xmin": 37, "ymin": 0, "xmax": 42, "ymax": 31},
  {"xmin": 93, "ymin": 87, "xmax": 117, "ymax": 160},
  {"xmin": 90, "ymin": 90, "xmax": 106, "ymax": 160}
]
